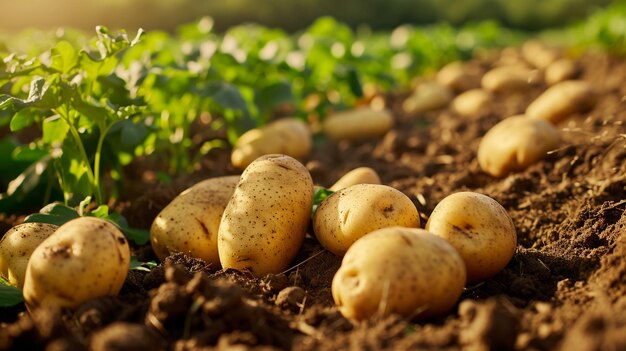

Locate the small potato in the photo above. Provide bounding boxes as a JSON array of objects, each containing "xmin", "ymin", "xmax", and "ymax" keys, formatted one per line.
[
  {"xmin": 0, "ymin": 223, "xmax": 58, "ymax": 288},
  {"xmin": 231, "ymin": 118, "xmax": 312, "ymax": 170},
  {"xmin": 402, "ymin": 82, "xmax": 452, "ymax": 113},
  {"xmin": 332, "ymin": 227, "xmax": 466, "ymax": 320},
  {"xmin": 425, "ymin": 192, "xmax": 517, "ymax": 283},
  {"xmin": 521, "ymin": 40, "xmax": 560, "ymax": 69},
  {"xmin": 436, "ymin": 61, "xmax": 475, "ymax": 92},
  {"xmin": 329, "ymin": 167, "xmax": 381, "ymax": 192},
  {"xmin": 218, "ymin": 154, "xmax": 313, "ymax": 276},
  {"xmin": 313, "ymin": 184, "xmax": 420, "ymax": 256},
  {"xmin": 481, "ymin": 65, "xmax": 540, "ymax": 92},
  {"xmin": 526, "ymin": 80, "xmax": 597, "ymax": 125},
  {"xmin": 23, "ymin": 217, "xmax": 130, "ymax": 309},
  {"xmin": 477, "ymin": 115, "xmax": 560, "ymax": 178},
  {"xmin": 451, "ymin": 89, "xmax": 492, "ymax": 117},
  {"xmin": 545, "ymin": 59, "xmax": 578, "ymax": 85},
  {"xmin": 323, "ymin": 107, "xmax": 393, "ymax": 141},
  {"xmin": 150, "ymin": 175, "xmax": 239, "ymax": 266}
]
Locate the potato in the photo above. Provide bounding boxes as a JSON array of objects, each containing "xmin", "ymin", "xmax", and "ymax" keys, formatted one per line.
[
  {"xmin": 231, "ymin": 118, "xmax": 312, "ymax": 170},
  {"xmin": 23, "ymin": 217, "xmax": 130, "ymax": 309},
  {"xmin": 481, "ymin": 65, "xmax": 540, "ymax": 92},
  {"xmin": 313, "ymin": 184, "xmax": 420, "ymax": 256},
  {"xmin": 218, "ymin": 154, "xmax": 313, "ymax": 276},
  {"xmin": 477, "ymin": 115, "xmax": 560, "ymax": 178},
  {"xmin": 323, "ymin": 107, "xmax": 393, "ymax": 141},
  {"xmin": 0, "ymin": 223, "xmax": 58, "ymax": 288},
  {"xmin": 332, "ymin": 227, "xmax": 466, "ymax": 320},
  {"xmin": 521, "ymin": 40, "xmax": 560, "ymax": 69},
  {"xmin": 545, "ymin": 58, "xmax": 578, "ymax": 85},
  {"xmin": 150, "ymin": 175, "xmax": 239, "ymax": 266},
  {"xmin": 425, "ymin": 192, "xmax": 517, "ymax": 283},
  {"xmin": 329, "ymin": 167, "xmax": 381, "ymax": 192},
  {"xmin": 526, "ymin": 80, "xmax": 597, "ymax": 125},
  {"xmin": 402, "ymin": 82, "xmax": 452, "ymax": 113},
  {"xmin": 451, "ymin": 89, "xmax": 492, "ymax": 117},
  {"xmin": 436, "ymin": 61, "xmax": 475, "ymax": 92}
]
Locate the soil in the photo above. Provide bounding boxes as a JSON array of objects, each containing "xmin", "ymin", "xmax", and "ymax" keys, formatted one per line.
[{"xmin": 2, "ymin": 48, "xmax": 626, "ymax": 350}]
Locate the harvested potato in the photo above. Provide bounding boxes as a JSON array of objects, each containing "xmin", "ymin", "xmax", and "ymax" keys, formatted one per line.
[
  {"xmin": 231, "ymin": 118, "xmax": 312, "ymax": 170},
  {"xmin": 425, "ymin": 192, "xmax": 517, "ymax": 283},
  {"xmin": 521, "ymin": 40, "xmax": 560, "ymax": 69},
  {"xmin": 332, "ymin": 227, "xmax": 466, "ymax": 320},
  {"xmin": 0, "ymin": 223, "xmax": 58, "ymax": 288},
  {"xmin": 478, "ymin": 115, "xmax": 560, "ymax": 178},
  {"xmin": 218, "ymin": 154, "xmax": 313, "ymax": 276},
  {"xmin": 23, "ymin": 217, "xmax": 130, "ymax": 309},
  {"xmin": 151, "ymin": 175, "xmax": 239, "ymax": 266},
  {"xmin": 481, "ymin": 65, "xmax": 540, "ymax": 92},
  {"xmin": 329, "ymin": 167, "xmax": 381, "ymax": 191},
  {"xmin": 545, "ymin": 58, "xmax": 578, "ymax": 85},
  {"xmin": 436, "ymin": 61, "xmax": 475, "ymax": 92},
  {"xmin": 526, "ymin": 80, "xmax": 597, "ymax": 125},
  {"xmin": 323, "ymin": 107, "xmax": 393, "ymax": 141},
  {"xmin": 402, "ymin": 82, "xmax": 452, "ymax": 113},
  {"xmin": 313, "ymin": 184, "xmax": 420, "ymax": 256},
  {"xmin": 451, "ymin": 89, "xmax": 492, "ymax": 117}
]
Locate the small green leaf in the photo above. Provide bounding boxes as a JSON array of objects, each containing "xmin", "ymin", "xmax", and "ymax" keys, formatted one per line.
[
  {"xmin": 0, "ymin": 95, "xmax": 14, "ymax": 109},
  {"xmin": 312, "ymin": 187, "xmax": 334, "ymax": 216},
  {"xmin": 105, "ymin": 212, "xmax": 150, "ymax": 245},
  {"xmin": 9, "ymin": 108, "xmax": 37, "ymax": 131},
  {"xmin": 0, "ymin": 280, "xmax": 24, "ymax": 307},
  {"xmin": 130, "ymin": 256, "xmax": 157, "ymax": 272},
  {"xmin": 55, "ymin": 40, "xmax": 79, "ymax": 74},
  {"xmin": 24, "ymin": 202, "xmax": 80, "ymax": 226},
  {"xmin": 42, "ymin": 115, "xmax": 70, "ymax": 144},
  {"xmin": 255, "ymin": 82, "xmax": 294, "ymax": 119}
]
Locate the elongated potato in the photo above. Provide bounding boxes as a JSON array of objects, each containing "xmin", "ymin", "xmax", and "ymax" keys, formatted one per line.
[
  {"xmin": 451, "ymin": 89, "xmax": 492, "ymax": 117},
  {"xmin": 436, "ymin": 61, "xmax": 475, "ymax": 92},
  {"xmin": 478, "ymin": 115, "xmax": 560, "ymax": 178},
  {"xmin": 23, "ymin": 217, "xmax": 130, "ymax": 309},
  {"xmin": 231, "ymin": 118, "xmax": 312, "ymax": 170},
  {"xmin": 332, "ymin": 227, "xmax": 466, "ymax": 320},
  {"xmin": 521, "ymin": 40, "xmax": 560, "ymax": 69},
  {"xmin": 526, "ymin": 80, "xmax": 597, "ymax": 125},
  {"xmin": 481, "ymin": 65, "xmax": 540, "ymax": 92},
  {"xmin": 218, "ymin": 154, "xmax": 313, "ymax": 276},
  {"xmin": 150, "ymin": 175, "xmax": 239, "ymax": 266},
  {"xmin": 329, "ymin": 167, "xmax": 381, "ymax": 192},
  {"xmin": 323, "ymin": 107, "xmax": 393, "ymax": 141},
  {"xmin": 313, "ymin": 184, "xmax": 420, "ymax": 256},
  {"xmin": 0, "ymin": 223, "xmax": 58, "ymax": 288},
  {"xmin": 545, "ymin": 59, "xmax": 578, "ymax": 85},
  {"xmin": 425, "ymin": 192, "xmax": 517, "ymax": 283},
  {"xmin": 402, "ymin": 82, "xmax": 452, "ymax": 113}
]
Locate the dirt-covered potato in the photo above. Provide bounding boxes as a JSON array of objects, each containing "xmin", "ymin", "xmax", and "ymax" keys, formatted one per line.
[
  {"xmin": 545, "ymin": 58, "xmax": 578, "ymax": 85},
  {"xmin": 323, "ymin": 107, "xmax": 393, "ymax": 141},
  {"xmin": 218, "ymin": 154, "xmax": 313, "ymax": 276},
  {"xmin": 0, "ymin": 223, "xmax": 58, "ymax": 288},
  {"xmin": 23, "ymin": 217, "xmax": 130, "ymax": 309},
  {"xmin": 436, "ymin": 61, "xmax": 475, "ymax": 92},
  {"xmin": 481, "ymin": 65, "xmax": 540, "ymax": 92},
  {"xmin": 150, "ymin": 175, "xmax": 239, "ymax": 266},
  {"xmin": 521, "ymin": 40, "xmax": 560, "ymax": 69},
  {"xmin": 526, "ymin": 80, "xmax": 597, "ymax": 125},
  {"xmin": 329, "ymin": 167, "xmax": 381, "ymax": 191},
  {"xmin": 332, "ymin": 227, "xmax": 466, "ymax": 320},
  {"xmin": 402, "ymin": 82, "xmax": 452, "ymax": 113},
  {"xmin": 451, "ymin": 89, "xmax": 492, "ymax": 117},
  {"xmin": 477, "ymin": 115, "xmax": 560, "ymax": 178},
  {"xmin": 313, "ymin": 184, "xmax": 420, "ymax": 256},
  {"xmin": 425, "ymin": 192, "xmax": 517, "ymax": 283},
  {"xmin": 231, "ymin": 118, "xmax": 312, "ymax": 170}
]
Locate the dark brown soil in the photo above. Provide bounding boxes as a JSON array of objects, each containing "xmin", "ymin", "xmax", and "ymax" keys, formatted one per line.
[{"xmin": 2, "ymin": 49, "xmax": 626, "ymax": 350}]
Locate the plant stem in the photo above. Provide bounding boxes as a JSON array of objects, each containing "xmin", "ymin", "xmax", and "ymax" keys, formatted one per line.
[{"xmin": 93, "ymin": 124, "xmax": 111, "ymax": 204}]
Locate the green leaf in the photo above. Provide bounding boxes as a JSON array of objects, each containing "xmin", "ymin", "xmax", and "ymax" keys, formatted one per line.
[
  {"xmin": 312, "ymin": 187, "xmax": 334, "ymax": 216},
  {"xmin": 130, "ymin": 256, "xmax": 157, "ymax": 272},
  {"xmin": 0, "ymin": 95, "xmax": 13, "ymax": 110},
  {"xmin": 105, "ymin": 212, "xmax": 150, "ymax": 245},
  {"xmin": 255, "ymin": 82, "xmax": 294, "ymax": 119},
  {"xmin": 6, "ymin": 156, "xmax": 51, "ymax": 200},
  {"xmin": 54, "ymin": 40, "xmax": 79, "ymax": 74},
  {"xmin": 42, "ymin": 115, "xmax": 70, "ymax": 144},
  {"xmin": 207, "ymin": 82, "xmax": 248, "ymax": 112},
  {"xmin": 0, "ymin": 280, "xmax": 24, "ymax": 307},
  {"xmin": 9, "ymin": 108, "xmax": 37, "ymax": 131},
  {"xmin": 24, "ymin": 202, "xmax": 80, "ymax": 226}
]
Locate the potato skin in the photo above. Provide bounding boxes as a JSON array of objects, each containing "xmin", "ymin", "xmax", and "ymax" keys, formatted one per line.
[
  {"xmin": 218, "ymin": 154, "xmax": 313, "ymax": 277},
  {"xmin": 231, "ymin": 118, "xmax": 312, "ymax": 170},
  {"xmin": 477, "ymin": 115, "xmax": 560, "ymax": 178},
  {"xmin": 402, "ymin": 82, "xmax": 452, "ymax": 113},
  {"xmin": 323, "ymin": 107, "xmax": 393, "ymax": 141},
  {"xmin": 481, "ymin": 65, "xmax": 540, "ymax": 92},
  {"xmin": 436, "ymin": 61, "xmax": 476, "ymax": 93},
  {"xmin": 526, "ymin": 80, "xmax": 597, "ymax": 125},
  {"xmin": 425, "ymin": 192, "xmax": 517, "ymax": 283},
  {"xmin": 150, "ymin": 175, "xmax": 239, "ymax": 266},
  {"xmin": 313, "ymin": 184, "xmax": 420, "ymax": 256},
  {"xmin": 329, "ymin": 167, "xmax": 381, "ymax": 192},
  {"xmin": 545, "ymin": 59, "xmax": 578, "ymax": 85},
  {"xmin": 451, "ymin": 89, "xmax": 492, "ymax": 117},
  {"xmin": 23, "ymin": 217, "xmax": 130, "ymax": 309},
  {"xmin": 332, "ymin": 227, "xmax": 466, "ymax": 320},
  {"xmin": 0, "ymin": 223, "xmax": 58, "ymax": 288}
]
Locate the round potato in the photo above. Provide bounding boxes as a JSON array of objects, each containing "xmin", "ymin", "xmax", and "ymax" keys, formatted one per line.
[
  {"xmin": 323, "ymin": 107, "xmax": 393, "ymax": 141},
  {"xmin": 313, "ymin": 184, "xmax": 420, "ymax": 256},
  {"xmin": 425, "ymin": 192, "xmax": 517, "ymax": 283},
  {"xmin": 231, "ymin": 118, "xmax": 312, "ymax": 170},
  {"xmin": 481, "ymin": 65, "xmax": 540, "ymax": 92},
  {"xmin": 23, "ymin": 217, "xmax": 130, "ymax": 309},
  {"xmin": 0, "ymin": 223, "xmax": 58, "ymax": 288},
  {"xmin": 451, "ymin": 89, "xmax": 492, "ymax": 117},
  {"xmin": 526, "ymin": 80, "xmax": 597, "ymax": 125},
  {"xmin": 436, "ymin": 61, "xmax": 475, "ymax": 92},
  {"xmin": 332, "ymin": 227, "xmax": 466, "ymax": 320},
  {"xmin": 402, "ymin": 82, "xmax": 452, "ymax": 113},
  {"xmin": 477, "ymin": 115, "xmax": 560, "ymax": 178},
  {"xmin": 329, "ymin": 167, "xmax": 381, "ymax": 192},
  {"xmin": 151, "ymin": 175, "xmax": 239, "ymax": 266},
  {"xmin": 218, "ymin": 154, "xmax": 314, "ymax": 276}
]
